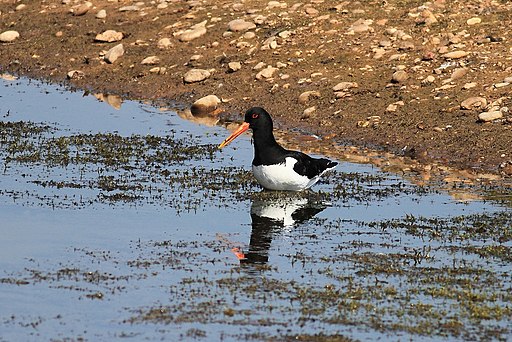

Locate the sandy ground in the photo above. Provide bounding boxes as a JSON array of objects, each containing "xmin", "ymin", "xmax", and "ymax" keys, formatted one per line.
[{"xmin": 0, "ymin": 0, "xmax": 511, "ymax": 183}]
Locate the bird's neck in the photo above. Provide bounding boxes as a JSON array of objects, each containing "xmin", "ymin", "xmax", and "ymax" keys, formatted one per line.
[{"xmin": 252, "ymin": 127, "xmax": 284, "ymax": 165}]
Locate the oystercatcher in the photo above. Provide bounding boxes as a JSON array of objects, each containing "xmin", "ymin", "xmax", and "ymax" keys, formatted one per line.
[{"xmin": 218, "ymin": 107, "xmax": 338, "ymax": 191}]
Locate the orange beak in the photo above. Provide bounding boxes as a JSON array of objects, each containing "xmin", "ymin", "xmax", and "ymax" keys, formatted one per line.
[{"xmin": 218, "ymin": 122, "xmax": 250, "ymax": 149}]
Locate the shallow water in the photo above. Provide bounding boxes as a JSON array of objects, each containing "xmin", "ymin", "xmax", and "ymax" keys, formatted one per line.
[{"xmin": 0, "ymin": 77, "xmax": 510, "ymax": 341}]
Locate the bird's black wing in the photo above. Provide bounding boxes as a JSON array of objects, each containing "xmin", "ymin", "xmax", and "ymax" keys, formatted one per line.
[{"xmin": 285, "ymin": 151, "xmax": 337, "ymax": 179}]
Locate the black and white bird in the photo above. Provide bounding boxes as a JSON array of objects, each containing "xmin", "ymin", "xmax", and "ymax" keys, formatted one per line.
[{"xmin": 218, "ymin": 107, "xmax": 337, "ymax": 191}]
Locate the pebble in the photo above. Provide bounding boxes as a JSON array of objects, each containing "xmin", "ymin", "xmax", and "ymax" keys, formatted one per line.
[
  {"xmin": 461, "ymin": 96, "xmax": 487, "ymax": 110},
  {"xmin": 422, "ymin": 75, "xmax": 436, "ymax": 84},
  {"xmin": 0, "ymin": 30, "xmax": 20, "ymax": 43},
  {"xmin": 96, "ymin": 9, "xmax": 107, "ymax": 19},
  {"xmin": 73, "ymin": 3, "xmax": 91, "ymax": 16},
  {"xmin": 243, "ymin": 31, "xmax": 256, "ymax": 39},
  {"xmin": 386, "ymin": 103, "xmax": 398, "ymax": 112},
  {"xmin": 256, "ymin": 66, "xmax": 278, "ymax": 80},
  {"xmin": 467, "ymin": 17, "xmax": 481, "ymax": 26},
  {"xmin": 298, "ymin": 91, "xmax": 321, "ymax": 104},
  {"xmin": 95, "ymin": 30, "xmax": 123, "ymax": 43},
  {"xmin": 478, "ymin": 111, "xmax": 503, "ymax": 122},
  {"xmin": 15, "ymin": 4, "xmax": 26, "ymax": 11},
  {"xmin": 494, "ymin": 82, "xmax": 510, "ymax": 88},
  {"xmin": 119, "ymin": 5, "xmax": 139, "ymax": 12},
  {"xmin": 190, "ymin": 95, "xmax": 221, "ymax": 117},
  {"xmin": 67, "ymin": 70, "xmax": 85, "ymax": 80},
  {"xmin": 157, "ymin": 38, "xmax": 172, "ymax": 49},
  {"xmin": 450, "ymin": 67, "xmax": 467, "ymax": 81},
  {"xmin": 442, "ymin": 50, "xmax": 468, "ymax": 59},
  {"xmin": 183, "ymin": 69, "xmax": 211, "ymax": 83},
  {"xmin": 332, "ymin": 81, "xmax": 358, "ymax": 91},
  {"xmin": 104, "ymin": 44, "xmax": 124, "ymax": 64},
  {"xmin": 348, "ymin": 19, "xmax": 373, "ymax": 33},
  {"xmin": 228, "ymin": 19, "xmax": 256, "ymax": 32},
  {"xmin": 149, "ymin": 67, "xmax": 166, "ymax": 75},
  {"xmin": 392, "ymin": 70, "xmax": 408, "ymax": 83},
  {"xmin": 302, "ymin": 106, "xmax": 316, "ymax": 118},
  {"xmin": 141, "ymin": 56, "xmax": 160, "ymax": 65},
  {"xmin": 179, "ymin": 21, "xmax": 207, "ymax": 42},
  {"xmin": 463, "ymin": 82, "xmax": 477, "ymax": 89},
  {"xmin": 228, "ymin": 61, "xmax": 241, "ymax": 72}
]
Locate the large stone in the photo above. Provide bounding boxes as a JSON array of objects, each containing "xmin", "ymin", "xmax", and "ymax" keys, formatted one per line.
[
  {"xmin": 183, "ymin": 69, "xmax": 211, "ymax": 83},
  {"xmin": 190, "ymin": 95, "xmax": 221, "ymax": 117}
]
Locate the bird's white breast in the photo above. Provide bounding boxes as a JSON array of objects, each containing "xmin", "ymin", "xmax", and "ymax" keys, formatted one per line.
[{"xmin": 252, "ymin": 157, "xmax": 317, "ymax": 191}]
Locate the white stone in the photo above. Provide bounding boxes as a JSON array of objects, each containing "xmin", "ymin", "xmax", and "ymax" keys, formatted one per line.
[
  {"xmin": 183, "ymin": 69, "xmax": 211, "ymax": 83},
  {"xmin": 96, "ymin": 9, "xmax": 107, "ymax": 19},
  {"xmin": 95, "ymin": 30, "xmax": 123, "ymax": 42},
  {"xmin": 478, "ymin": 111, "xmax": 503, "ymax": 122},
  {"xmin": 0, "ymin": 30, "xmax": 20, "ymax": 43},
  {"xmin": 190, "ymin": 95, "xmax": 221, "ymax": 116},
  {"xmin": 141, "ymin": 56, "xmax": 160, "ymax": 65},
  {"xmin": 104, "ymin": 44, "xmax": 124, "ymax": 63},
  {"xmin": 332, "ymin": 81, "xmax": 358, "ymax": 91},
  {"xmin": 179, "ymin": 21, "xmax": 207, "ymax": 42},
  {"xmin": 228, "ymin": 19, "xmax": 256, "ymax": 32},
  {"xmin": 256, "ymin": 66, "xmax": 278, "ymax": 80}
]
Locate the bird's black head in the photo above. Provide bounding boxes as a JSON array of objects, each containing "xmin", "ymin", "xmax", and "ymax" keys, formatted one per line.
[{"xmin": 244, "ymin": 107, "xmax": 273, "ymax": 131}]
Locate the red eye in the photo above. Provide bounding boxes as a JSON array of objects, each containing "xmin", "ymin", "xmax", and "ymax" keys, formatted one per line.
[{"xmin": 252, "ymin": 113, "xmax": 259, "ymax": 119}]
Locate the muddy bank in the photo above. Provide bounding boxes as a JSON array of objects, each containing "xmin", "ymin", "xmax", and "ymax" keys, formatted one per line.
[{"xmin": 0, "ymin": 0, "xmax": 511, "ymax": 180}]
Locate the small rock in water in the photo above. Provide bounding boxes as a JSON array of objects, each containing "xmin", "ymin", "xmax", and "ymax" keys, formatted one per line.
[
  {"xmin": 478, "ymin": 111, "xmax": 502, "ymax": 122},
  {"xmin": 104, "ymin": 44, "xmax": 124, "ymax": 63},
  {"xmin": 190, "ymin": 95, "xmax": 221, "ymax": 117},
  {"xmin": 0, "ymin": 30, "xmax": 20, "ymax": 43},
  {"xmin": 95, "ymin": 30, "xmax": 123, "ymax": 42},
  {"xmin": 183, "ymin": 69, "xmax": 211, "ymax": 83}
]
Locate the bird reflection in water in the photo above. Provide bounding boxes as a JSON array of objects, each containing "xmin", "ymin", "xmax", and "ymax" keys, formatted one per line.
[{"xmin": 238, "ymin": 193, "xmax": 328, "ymax": 265}]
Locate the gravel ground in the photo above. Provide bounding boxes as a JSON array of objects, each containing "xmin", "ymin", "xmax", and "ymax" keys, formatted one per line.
[{"xmin": 1, "ymin": 0, "xmax": 511, "ymax": 182}]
